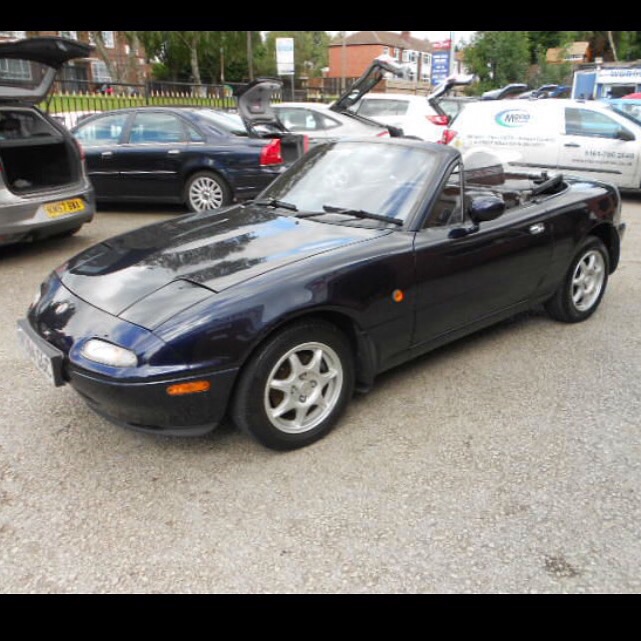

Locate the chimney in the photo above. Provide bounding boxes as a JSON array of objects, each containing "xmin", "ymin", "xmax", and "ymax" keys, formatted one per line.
[{"xmin": 401, "ymin": 31, "xmax": 411, "ymax": 41}]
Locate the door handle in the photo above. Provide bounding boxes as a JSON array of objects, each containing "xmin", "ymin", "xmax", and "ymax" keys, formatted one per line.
[
  {"xmin": 101, "ymin": 151, "xmax": 113, "ymax": 158},
  {"xmin": 167, "ymin": 149, "xmax": 181, "ymax": 155},
  {"xmin": 529, "ymin": 223, "xmax": 545, "ymax": 235},
  {"xmin": 564, "ymin": 143, "xmax": 580, "ymax": 148}
]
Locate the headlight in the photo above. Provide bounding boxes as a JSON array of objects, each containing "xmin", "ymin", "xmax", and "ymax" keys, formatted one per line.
[{"xmin": 81, "ymin": 339, "xmax": 138, "ymax": 368}]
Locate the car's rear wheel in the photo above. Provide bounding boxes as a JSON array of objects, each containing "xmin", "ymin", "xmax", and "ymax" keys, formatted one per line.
[
  {"xmin": 545, "ymin": 236, "xmax": 609, "ymax": 323},
  {"xmin": 185, "ymin": 171, "xmax": 231, "ymax": 212},
  {"xmin": 231, "ymin": 320, "xmax": 355, "ymax": 451}
]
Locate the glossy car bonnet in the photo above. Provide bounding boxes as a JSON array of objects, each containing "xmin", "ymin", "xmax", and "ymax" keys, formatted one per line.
[{"xmin": 59, "ymin": 206, "xmax": 390, "ymax": 317}]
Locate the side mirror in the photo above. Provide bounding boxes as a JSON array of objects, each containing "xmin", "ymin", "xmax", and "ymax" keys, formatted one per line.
[
  {"xmin": 468, "ymin": 195, "xmax": 505, "ymax": 223},
  {"xmin": 617, "ymin": 128, "xmax": 635, "ymax": 142}
]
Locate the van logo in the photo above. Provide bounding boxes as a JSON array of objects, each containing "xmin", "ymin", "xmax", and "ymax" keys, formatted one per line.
[{"xmin": 496, "ymin": 109, "xmax": 531, "ymax": 127}]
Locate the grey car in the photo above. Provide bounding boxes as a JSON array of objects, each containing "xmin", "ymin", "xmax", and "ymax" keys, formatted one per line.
[{"xmin": 0, "ymin": 37, "xmax": 95, "ymax": 246}]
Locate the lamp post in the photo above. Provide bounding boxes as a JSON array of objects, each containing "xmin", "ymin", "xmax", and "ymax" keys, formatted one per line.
[{"xmin": 247, "ymin": 31, "xmax": 254, "ymax": 81}]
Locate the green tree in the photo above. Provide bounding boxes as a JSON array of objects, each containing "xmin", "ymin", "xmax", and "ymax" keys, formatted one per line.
[
  {"xmin": 262, "ymin": 31, "xmax": 330, "ymax": 78},
  {"xmin": 138, "ymin": 31, "xmax": 265, "ymax": 84},
  {"xmin": 463, "ymin": 31, "xmax": 531, "ymax": 94}
]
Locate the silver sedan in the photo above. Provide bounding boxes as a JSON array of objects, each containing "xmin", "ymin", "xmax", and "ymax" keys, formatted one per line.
[{"xmin": 273, "ymin": 102, "xmax": 391, "ymax": 145}]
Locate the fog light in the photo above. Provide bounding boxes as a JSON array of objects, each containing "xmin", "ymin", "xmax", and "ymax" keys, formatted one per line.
[
  {"xmin": 166, "ymin": 381, "xmax": 211, "ymax": 396},
  {"xmin": 81, "ymin": 339, "xmax": 138, "ymax": 368}
]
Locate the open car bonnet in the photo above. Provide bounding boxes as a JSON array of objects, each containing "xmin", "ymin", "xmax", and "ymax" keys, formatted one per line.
[
  {"xmin": 330, "ymin": 56, "xmax": 406, "ymax": 114},
  {"xmin": 0, "ymin": 36, "xmax": 93, "ymax": 104},
  {"xmin": 236, "ymin": 78, "xmax": 288, "ymax": 136},
  {"xmin": 427, "ymin": 74, "xmax": 475, "ymax": 115}
]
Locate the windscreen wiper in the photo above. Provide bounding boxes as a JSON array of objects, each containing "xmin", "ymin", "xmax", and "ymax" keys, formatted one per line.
[
  {"xmin": 252, "ymin": 198, "xmax": 298, "ymax": 212},
  {"xmin": 297, "ymin": 205, "xmax": 403, "ymax": 226}
]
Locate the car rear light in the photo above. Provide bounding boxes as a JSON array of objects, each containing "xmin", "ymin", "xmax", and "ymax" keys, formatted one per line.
[
  {"xmin": 440, "ymin": 129, "xmax": 458, "ymax": 145},
  {"xmin": 303, "ymin": 134, "xmax": 310, "ymax": 153},
  {"xmin": 260, "ymin": 138, "xmax": 283, "ymax": 166},
  {"xmin": 427, "ymin": 114, "xmax": 450, "ymax": 126}
]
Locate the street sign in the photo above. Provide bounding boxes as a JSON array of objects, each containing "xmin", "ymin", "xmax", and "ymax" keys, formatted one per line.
[
  {"xmin": 276, "ymin": 37, "xmax": 295, "ymax": 75},
  {"xmin": 431, "ymin": 51, "xmax": 451, "ymax": 86}
]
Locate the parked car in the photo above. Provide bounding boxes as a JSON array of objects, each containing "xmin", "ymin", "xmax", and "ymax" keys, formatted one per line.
[
  {"xmin": 0, "ymin": 37, "xmax": 95, "ymax": 246},
  {"xmin": 518, "ymin": 84, "xmax": 560, "ymax": 99},
  {"xmin": 70, "ymin": 99, "xmax": 305, "ymax": 212},
  {"xmin": 438, "ymin": 96, "xmax": 477, "ymax": 120},
  {"xmin": 443, "ymin": 98, "xmax": 641, "ymax": 190},
  {"xmin": 18, "ymin": 138, "xmax": 624, "ymax": 451},
  {"xmin": 481, "ymin": 83, "xmax": 529, "ymax": 100},
  {"xmin": 350, "ymin": 75, "xmax": 474, "ymax": 141},
  {"xmin": 273, "ymin": 102, "xmax": 390, "ymax": 145}
]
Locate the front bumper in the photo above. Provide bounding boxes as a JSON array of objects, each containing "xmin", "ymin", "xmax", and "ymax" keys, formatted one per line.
[
  {"xmin": 18, "ymin": 314, "xmax": 239, "ymax": 437},
  {"xmin": 68, "ymin": 365, "xmax": 239, "ymax": 436}
]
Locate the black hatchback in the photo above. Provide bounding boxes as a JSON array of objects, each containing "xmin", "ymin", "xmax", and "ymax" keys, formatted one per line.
[{"xmin": 71, "ymin": 105, "xmax": 300, "ymax": 212}]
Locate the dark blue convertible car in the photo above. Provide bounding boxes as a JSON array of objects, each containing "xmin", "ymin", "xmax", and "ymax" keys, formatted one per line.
[{"xmin": 18, "ymin": 139, "xmax": 625, "ymax": 450}]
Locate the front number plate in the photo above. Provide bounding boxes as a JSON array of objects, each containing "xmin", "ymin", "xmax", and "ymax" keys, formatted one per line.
[
  {"xmin": 44, "ymin": 198, "xmax": 85, "ymax": 218},
  {"xmin": 16, "ymin": 320, "xmax": 65, "ymax": 387}
]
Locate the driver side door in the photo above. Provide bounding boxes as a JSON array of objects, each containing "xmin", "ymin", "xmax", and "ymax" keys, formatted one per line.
[{"xmin": 411, "ymin": 165, "xmax": 554, "ymax": 347}]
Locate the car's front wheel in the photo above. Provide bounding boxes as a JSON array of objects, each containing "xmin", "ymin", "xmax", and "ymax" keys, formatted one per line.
[
  {"xmin": 231, "ymin": 320, "xmax": 355, "ymax": 451},
  {"xmin": 545, "ymin": 236, "xmax": 609, "ymax": 323},
  {"xmin": 185, "ymin": 171, "xmax": 231, "ymax": 212}
]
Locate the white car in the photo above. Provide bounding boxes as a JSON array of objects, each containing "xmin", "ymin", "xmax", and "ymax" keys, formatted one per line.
[
  {"xmin": 444, "ymin": 98, "xmax": 641, "ymax": 190},
  {"xmin": 349, "ymin": 75, "xmax": 475, "ymax": 142},
  {"xmin": 351, "ymin": 93, "xmax": 448, "ymax": 142},
  {"xmin": 273, "ymin": 102, "xmax": 390, "ymax": 145}
]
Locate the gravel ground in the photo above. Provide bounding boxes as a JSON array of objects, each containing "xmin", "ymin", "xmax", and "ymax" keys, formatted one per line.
[{"xmin": 0, "ymin": 199, "xmax": 639, "ymax": 594}]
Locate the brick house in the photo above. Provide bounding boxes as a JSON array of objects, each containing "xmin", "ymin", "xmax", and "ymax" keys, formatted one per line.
[
  {"xmin": 0, "ymin": 30, "xmax": 150, "ymax": 89},
  {"xmin": 328, "ymin": 31, "xmax": 433, "ymax": 84}
]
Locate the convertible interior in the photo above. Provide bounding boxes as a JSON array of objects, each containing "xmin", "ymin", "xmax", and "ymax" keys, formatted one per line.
[{"xmin": 465, "ymin": 168, "xmax": 568, "ymax": 210}]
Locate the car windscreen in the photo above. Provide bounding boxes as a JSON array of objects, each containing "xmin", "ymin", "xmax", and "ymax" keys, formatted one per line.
[
  {"xmin": 608, "ymin": 102, "xmax": 641, "ymax": 127},
  {"xmin": 357, "ymin": 98, "xmax": 410, "ymax": 117},
  {"xmin": 258, "ymin": 141, "xmax": 437, "ymax": 225}
]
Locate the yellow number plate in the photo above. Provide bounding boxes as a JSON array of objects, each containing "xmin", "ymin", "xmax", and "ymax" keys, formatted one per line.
[{"xmin": 44, "ymin": 198, "xmax": 85, "ymax": 218}]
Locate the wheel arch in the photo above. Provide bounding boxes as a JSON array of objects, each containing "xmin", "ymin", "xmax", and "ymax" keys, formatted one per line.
[
  {"xmin": 588, "ymin": 222, "xmax": 620, "ymax": 274},
  {"xmin": 233, "ymin": 308, "xmax": 378, "ymax": 400}
]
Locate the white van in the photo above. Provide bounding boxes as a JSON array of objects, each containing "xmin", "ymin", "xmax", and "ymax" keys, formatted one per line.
[{"xmin": 444, "ymin": 98, "xmax": 641, "ymax": 189}]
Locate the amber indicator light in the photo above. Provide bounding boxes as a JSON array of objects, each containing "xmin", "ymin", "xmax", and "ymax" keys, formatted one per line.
[
  {"xmin": 166, "ymin": 380, "xmax": 211, "ymax": 396},
  {"xmin": 392, "ymin": 289, "xmax": 404, "ymax": 303}
]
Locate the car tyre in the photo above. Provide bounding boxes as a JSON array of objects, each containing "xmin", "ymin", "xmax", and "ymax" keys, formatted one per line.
[
  {"xmin": 231, "ymin": 320, "xmax": 355, "ymax": 451},
  {"xmin": 545, "ymin": 236, "xmax": 609, "ymax": 323},
  {"xmin": 185, "ymin": 171, "xmax": 231, "ymax": 212}
]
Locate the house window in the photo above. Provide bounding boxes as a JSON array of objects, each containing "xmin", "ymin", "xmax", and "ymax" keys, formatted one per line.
[
  {"xmin": 383, "ymin": 47, "xmax": 389, "ymax": 56},
  {"xmin": 101, "ymin": 31, "xmax": 115, "ymax": 48},
  {"xmin": 402, "ymin": 50, "xmax": 409, "ymax": 62},
  {"xmin": 91, "ymin": 60, "xmax": 112, "ymax": 82},
  {"xmin": 409, "ymin": 51, "xmax": 417, "ymax": 63},
  {"xmin": 0, "ymin": 58, "xmax": 32, "ymax": 80},
  {"xmin": 59, "ymin": 31, "xmax": 78, "ymax": 40},
  {"xmin": 423, "ymin": 53, "xmax": 430, "ymax": 64}
]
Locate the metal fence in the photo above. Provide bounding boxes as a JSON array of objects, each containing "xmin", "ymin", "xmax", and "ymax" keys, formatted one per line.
[
  {"xmin": 44, "ymin": 79, "xmax": 245, "ymax": 114},
  {"xmin": 43, "ymin": 78, "xmax": 330, "ymax": 116}
]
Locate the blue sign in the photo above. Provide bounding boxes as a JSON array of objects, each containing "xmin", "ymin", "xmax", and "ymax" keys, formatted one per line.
[{"xmin": 431, "ymin": 51, "xmax": 451, "ymax": 85}]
